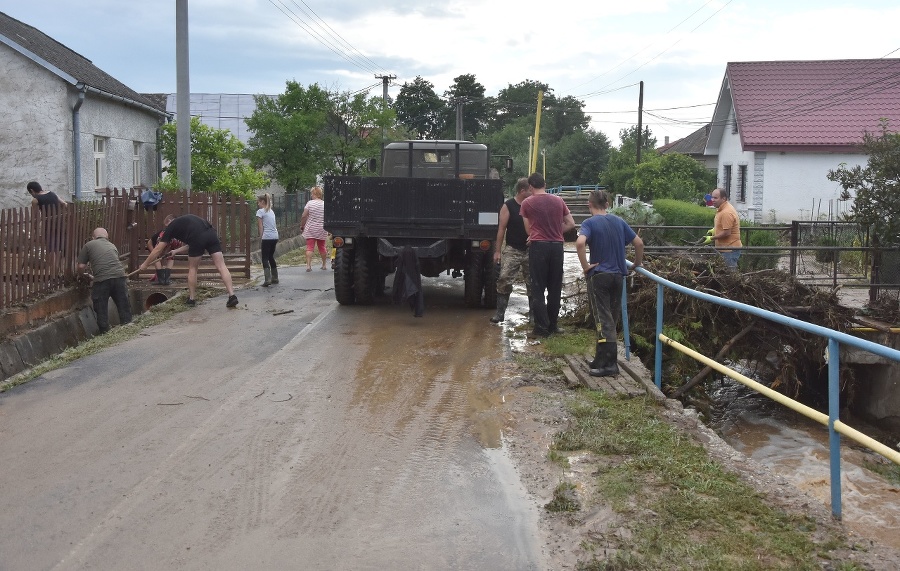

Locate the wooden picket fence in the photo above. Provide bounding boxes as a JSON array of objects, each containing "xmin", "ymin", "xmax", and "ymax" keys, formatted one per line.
[{"xmin": 0, "ymin": 188, "xmax": 251, "ymax": 310}]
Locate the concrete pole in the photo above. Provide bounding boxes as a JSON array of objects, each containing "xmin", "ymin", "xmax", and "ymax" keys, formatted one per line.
[{"xmin": 176, "ymin": 0, "xmax": 191, "ymax": 193}]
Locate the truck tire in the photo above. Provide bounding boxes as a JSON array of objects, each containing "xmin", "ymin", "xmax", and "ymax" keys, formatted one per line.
[
  {"xmin": 353, "ymin": 240, "xmax": 376, "ymax": 305},
  {"xmin": 334, "ymin": 248, "xmax": 355, "ymax": 305},
  {"xmin": 464, "ymin": 250, "xmax": 485, "ymax": 308},
  {"xmin": 482, "ymin": 254, "xmax": 498, "ymax": 309}
]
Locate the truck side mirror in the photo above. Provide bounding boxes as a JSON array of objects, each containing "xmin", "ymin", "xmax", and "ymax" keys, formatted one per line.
[
  {"xmin": 368, "ymin": 158, "xmax": 377, "ymax": 173},
  {"xmin": 505, "ymin": 158, "xmax": 513, "ymax": 173}
]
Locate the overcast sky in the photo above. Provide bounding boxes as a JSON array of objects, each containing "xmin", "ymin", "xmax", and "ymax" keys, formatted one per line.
[{"xmin": 4, "ymin": 1, "xmax": 899, "ymax": 146}]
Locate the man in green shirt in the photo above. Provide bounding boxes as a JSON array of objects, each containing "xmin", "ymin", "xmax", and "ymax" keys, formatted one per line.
[{"xmin": 77, "ymin": 228, "xmax": 132, "ymax": 334}]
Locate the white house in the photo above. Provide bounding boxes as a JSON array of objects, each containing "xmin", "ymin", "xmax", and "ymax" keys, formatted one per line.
[
  {"xmin": 704, "ymin": 59, "xmax": 900, "ymax": 223},
  {"xmin": 0, "ymin": 11, "xmax": 168, "ymax": 209}
]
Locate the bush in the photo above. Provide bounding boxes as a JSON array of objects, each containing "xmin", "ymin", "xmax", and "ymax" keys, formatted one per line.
[
  {"xmin": 649, "ymin": 199, "xmax": 715, "ymax": 244},
  {"xmin": 739, "ymin": 222, "xmax": 783, "ymax": 271}
]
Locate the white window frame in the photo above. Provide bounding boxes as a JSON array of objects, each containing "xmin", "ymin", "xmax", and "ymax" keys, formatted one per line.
[
  {"xmin": 132, "ymin": 141, "xmax": 141, "ymax": 187},
  {"xmin": 94, "ymin": 137, "xmax": 107, "ymax": 190}
]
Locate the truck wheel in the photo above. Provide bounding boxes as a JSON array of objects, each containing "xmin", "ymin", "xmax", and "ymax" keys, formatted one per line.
[
  {"xmin": 482, "ymin": 254, "xmax": 498, "ymax": 309},
  {"xmin": 353, "ymin": 241, "xmax": 376, "ymax": 305},
  {"xmin": 464, "ymin": 250, "xmax": 485, "ymax": 308},
  {"xmin": 334, "ymin": 248, "xmax": 355, "ymax": 305}
]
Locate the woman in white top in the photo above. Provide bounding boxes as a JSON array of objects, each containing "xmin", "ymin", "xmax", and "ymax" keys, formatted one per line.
[
  {"xmin": 256, "ymin": 193, "xmax": 280, "ymax": 286},
  {"xmin": 301, "ymin": 186, "xmax": 328, "ymax": 271}
]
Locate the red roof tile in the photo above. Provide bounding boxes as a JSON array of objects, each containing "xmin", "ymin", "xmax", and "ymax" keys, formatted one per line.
[{"xmin": 727, "ymin": 59, "xmax": 900, "ymax": 151}]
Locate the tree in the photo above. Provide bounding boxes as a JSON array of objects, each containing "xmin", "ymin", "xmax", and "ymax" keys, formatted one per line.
[
  {"xmin": 546, "ymin": 129, "xmax": 611, "ymax": 186},
  {"xmin": 245, "ymin": 81, "xmax": 332, "ymax": 193},
  {"xmin": 394, "ymin": 76, "xmax": 447, "ymax": 139},
  {"xmin": 632, "ymin": 152, "xmax": 716, "ymax": 203},
  {"xmin": 828, "ymin": 120, "xmax": 900, "ymax": 247},
  {"xmin": 320, "ymin": 91, "xmax": 396, "ymax": 176},
  {"xmin": 600, "ymin": 125, "xmax": 658, "ymax": 198},
  {"xmin": 157, "ymin": 116, "xmax": 268, "ymax": 199},
  {"xmin": 544, "ymin": 95, "xmax": 589, "ymax": 144},
  {"xmin": 482, "ymin": 116, "xmax": 534, "ymax": 189},
  {"xmin": 442, "ymin": 73, "xmax": 490, "ymax": 141},
  {"xmin": 490, "ymin": 79, "xmax": 548, "ymax": 133}
]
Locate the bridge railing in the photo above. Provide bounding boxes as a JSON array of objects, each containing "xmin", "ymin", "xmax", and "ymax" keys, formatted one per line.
[{"xmin": 624, "ymin": 261, "xmax": 900, "ymax": 520}]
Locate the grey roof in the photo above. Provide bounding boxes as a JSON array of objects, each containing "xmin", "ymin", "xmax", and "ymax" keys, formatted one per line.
[
  {"xmin": 0, "ymin": 11, "xmax": 166, "ymax": 115},
  {"xmin": 656, "ymin": 124, "xmax": 712, "ymax": 156},
  {"xmin": 158, "ymin": 93, "xmax": 275, "ymax": 144}
]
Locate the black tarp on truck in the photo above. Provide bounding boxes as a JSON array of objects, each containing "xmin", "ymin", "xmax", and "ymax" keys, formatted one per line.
[{"xmin": 324, "ymin": 140, "xmax": 505, "ymax": 308}]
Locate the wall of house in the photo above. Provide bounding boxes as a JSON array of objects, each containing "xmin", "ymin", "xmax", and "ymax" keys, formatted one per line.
[
  {"xmin": 76, "ymin": 96, "xmax": 161, "ymax": 200},
  {"xmin": 0, "ymin": 43, "xmax": 72, "ymax": 209},
  {"xmin": 759, "ymin": 152, "xmax": 862, "ymax": 222},
  {"xmin": 715, "ymin": 112, "xmax": 760, "ymax": 221}
]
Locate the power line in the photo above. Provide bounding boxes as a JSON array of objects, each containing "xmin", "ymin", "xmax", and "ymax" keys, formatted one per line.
[{"xmin": 267, "ymin": 0, "xmax": 385, "ymax": 76}]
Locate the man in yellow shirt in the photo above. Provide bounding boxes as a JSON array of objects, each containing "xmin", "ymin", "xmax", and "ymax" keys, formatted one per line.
[{"xmin": 706, "ymin": 187, "xmax": 742, "ymax": 269}]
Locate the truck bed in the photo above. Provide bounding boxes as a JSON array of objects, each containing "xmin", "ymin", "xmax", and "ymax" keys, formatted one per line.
[{"xmin": 324, "ymin": 176, "xmax": 504, "ymax": 240}]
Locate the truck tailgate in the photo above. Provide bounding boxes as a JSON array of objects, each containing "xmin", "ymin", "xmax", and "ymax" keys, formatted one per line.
[{"xmin": 324, "ymin": 177, "xmax": 504, "ymax": 238}]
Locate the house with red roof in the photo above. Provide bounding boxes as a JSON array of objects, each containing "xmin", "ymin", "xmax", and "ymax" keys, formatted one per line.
[{"xmin": 704, "ymin": 59, "xmax": 900, "ymax": 223}]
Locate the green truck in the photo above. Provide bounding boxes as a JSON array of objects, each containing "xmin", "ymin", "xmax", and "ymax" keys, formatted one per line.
[{"xmin": 324, "ymin": 140, "xmax": 506, "ymax": 308}]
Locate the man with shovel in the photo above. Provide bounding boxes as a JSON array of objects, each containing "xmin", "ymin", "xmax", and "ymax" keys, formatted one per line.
[{"xmin": 77, "ymin": 227, "xmax": 132, "ymax": 334}]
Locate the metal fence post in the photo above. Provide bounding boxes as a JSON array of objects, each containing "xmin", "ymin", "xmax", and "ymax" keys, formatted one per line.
[
  {"xmin": 828, "ymin": 337, "xmax": 842, "ymax": 520},
  {"xmin": 655, "ymin": 283, "xmax": 663, "ymax": 388}
]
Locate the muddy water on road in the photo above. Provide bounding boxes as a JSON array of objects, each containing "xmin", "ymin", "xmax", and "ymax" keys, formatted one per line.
[
  {"xmin": 710, "ymin": 379, "xmax": 900, "ymax": 549},
  {"xmin": 278, "ymin": 279, "xmax": 545, "ymax": 569}
]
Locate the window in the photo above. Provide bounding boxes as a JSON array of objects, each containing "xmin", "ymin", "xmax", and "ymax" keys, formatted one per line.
[
  {"xmin": 93, "ymin": 137, "xmax": 107, "ymax": 190},
  {"xmin": 737, "ymin": 164, "xmax": 747, "ymax": 203},
  {"xmin": 422, "ymin": 151, "xmax": 451, "ymax": 164},
  {"xmin": 722, "ymin": 164, "xmax": 732, "ymax": 196},
  {"xmin": 132, "ymin": 142, "xmax": 141, "ymax": 187}
]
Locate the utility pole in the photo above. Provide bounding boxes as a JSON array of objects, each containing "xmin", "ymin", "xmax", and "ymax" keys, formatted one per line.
[
  {"xmin": 636, "ymin": 80, "xmax": 644, "ymax": 165},
  {"xmin": 375, "ymin": 74, "xmax": 395, "ymax": 144},
  {"xmin": 176, "ymin": 0, "xmax": 191, "ymax": 193},
  {"xmin": 455, "ymin": 98, "xmax": 464, "ymax": 140},
  {"xmin": 530, "ymin": 90, "xmax": 544, "ymax": 174}
]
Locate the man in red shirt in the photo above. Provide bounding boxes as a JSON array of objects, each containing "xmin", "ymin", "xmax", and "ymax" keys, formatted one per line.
[{"xmin": 519, "ymin": 173, "xmax": 575, "ymax": 337}]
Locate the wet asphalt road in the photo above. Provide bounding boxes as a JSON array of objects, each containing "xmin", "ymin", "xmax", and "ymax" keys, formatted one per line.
[{"xmin": 0, "ymin": 266, "xmax": 545, "ymax": 570}]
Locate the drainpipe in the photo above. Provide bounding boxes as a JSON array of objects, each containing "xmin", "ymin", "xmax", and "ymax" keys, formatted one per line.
[{"xmin": 72, "ymin": 83, "xmax": 86, "ymax": 200}]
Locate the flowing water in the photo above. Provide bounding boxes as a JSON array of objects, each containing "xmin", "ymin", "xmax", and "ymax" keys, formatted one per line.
[{"xmin": 709, "ymin": 378, "xmax": 900, "ymax": 549}]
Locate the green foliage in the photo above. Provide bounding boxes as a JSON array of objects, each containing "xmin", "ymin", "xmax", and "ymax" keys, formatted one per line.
[
  {"xmin": 599, "ymin": 125, "xmax": 657, "ymax": 197},
  {"xmin": 610, "ymin": 200, "xmax": 664, "ymax": 227},
  {"xmin": 481, "ymin": 116, "xmax": 534, "ymax": 188},
  {"xmin": 245, "ymin": 81, "xmax": 332, "ymax": 192},
  {"xmin": 739, "ymin": 222, "xmax": 783, "ymax": 271},
  {"xmin": 546, "ymin": 129, "xmax": 611, "ymax": 187},
  {"xmin": 395, "ymin": 76, "xmax": 446, "ymax": 139},
  {"xmin": 157, "ymin": 116, "xmax": 268, "ymax": 198},
  {"xmin": 632, "ymin": 152, "xmax": 716, "ymax": 203},
  {"xmin": 320, "ymin": 91, "xmax": 396, "ymax": 177},
  {"xmin": 650, "ymin": 198, "xmax": 715, "ymax": 245},
  {"xmin": 827, "ymin": 119, "xmax": 900, "ymax": 246},
  {"xmin": 545, "ymin": 482, "xmax": 579, "ymax": 512},
  {"xmin": 441, "ymin": 74, "xmax": 490, "ymax": 140}
]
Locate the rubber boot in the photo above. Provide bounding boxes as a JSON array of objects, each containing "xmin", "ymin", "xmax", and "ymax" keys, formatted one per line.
[
  {"xmin": 271, "ymin": 266, "xmax": 279, "ymax": 284},
  {"xmin": 586, "ymin": 341, "xmax": 602, "ymax": 369},
  {"xmin": 262, "ymin": 267, "xmax": 272, "ymax": 287},
  {"xmin": 154, "ymin": 269, "xmax": 163, "ymax": 284},
  {"xmin": 161, "ymin": 269, "xmax": 171, "ymax": 285},
  {"xmin": 490, "ymin": 293, "xmax": 510, "ymax": 323},
  {"xmin": 589, "ymin": 342, "xmax": 619, "ymax": 377}
]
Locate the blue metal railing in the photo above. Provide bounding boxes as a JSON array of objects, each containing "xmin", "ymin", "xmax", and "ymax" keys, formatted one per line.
[
  {"xmin": 622, "ymin": 261, "xmax": 900, "ymax": 520},
  {"xmin": 547, "ymin": 184, "xmax": 606, "ymax": 196}
]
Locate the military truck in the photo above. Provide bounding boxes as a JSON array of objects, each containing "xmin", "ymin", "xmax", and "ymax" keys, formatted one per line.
[{"xmin": 323, "ymin": 140, "xmax": 506, "ymax": 308}]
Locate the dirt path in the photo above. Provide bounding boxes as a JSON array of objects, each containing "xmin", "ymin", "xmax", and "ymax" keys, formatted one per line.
[{"xmin": 0, "ymin": 268, "xmax": 547, "ymax": 570}]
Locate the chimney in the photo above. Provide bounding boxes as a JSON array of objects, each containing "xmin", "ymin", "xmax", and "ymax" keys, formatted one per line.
[{"xmin": 664, "ymin": 136, "xmax": 669, "ymax": 145}]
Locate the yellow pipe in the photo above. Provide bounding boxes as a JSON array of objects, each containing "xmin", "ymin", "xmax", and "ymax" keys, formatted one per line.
[
  {"xmin": 659, "ymin": 334, "xmax": 900, "ymax": 466},
  {"xmin": 834, "ymin": 421, "xmax": 900, "ymax": 465},
  {"xmin": 848, "ymin": 327, "xmax": 900, "ymax": 333},
  {"xmin": 530, "ymin": 90, "xmax": 543, "ymax": 173}
]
